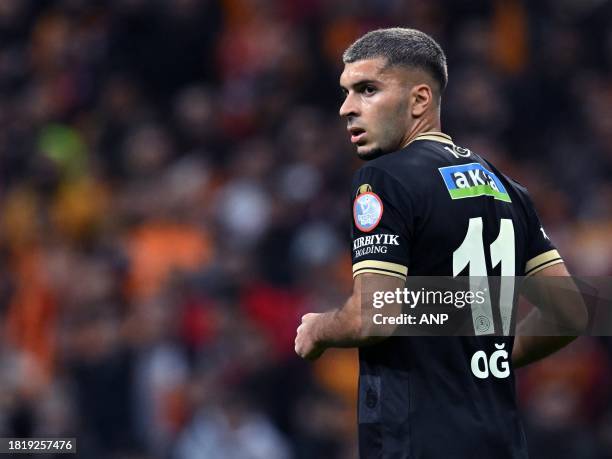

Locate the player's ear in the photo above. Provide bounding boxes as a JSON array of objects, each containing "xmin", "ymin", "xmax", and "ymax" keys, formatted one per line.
[{"xmin": 410, "ymin": 83, "xmax": 432, "ymax": 118}]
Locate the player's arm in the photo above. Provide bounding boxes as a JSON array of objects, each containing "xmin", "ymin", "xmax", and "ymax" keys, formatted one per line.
[
  {"xmin": 512, "ymin": 262, "xmax": 588, "ymax": 368},
  {"xmin": 511, "ymin": 185, "xmax": 588, "ymax": 368},
  {"xmin": 295, "ymin": 272, "xmax": 403, "ymax": 360},
  {"xmin": 295, "ymin": 166, "xmax": 413, "ymax": 360}
]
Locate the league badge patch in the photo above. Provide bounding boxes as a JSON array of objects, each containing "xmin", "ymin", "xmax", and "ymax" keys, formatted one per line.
[{"xmin": 354, "ymin": 191, "xmax": 383, "ymax": 232}]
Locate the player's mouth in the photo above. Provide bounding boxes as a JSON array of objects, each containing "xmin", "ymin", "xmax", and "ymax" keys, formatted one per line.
[{"xmin": 348, "ymin": 127, "xmax": 366, "ymax": 144}]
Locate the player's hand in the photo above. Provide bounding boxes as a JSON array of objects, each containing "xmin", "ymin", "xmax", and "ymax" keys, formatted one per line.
[{"xmin": 295, "ymin": 313, "xmax": 326, "ymax": 361}]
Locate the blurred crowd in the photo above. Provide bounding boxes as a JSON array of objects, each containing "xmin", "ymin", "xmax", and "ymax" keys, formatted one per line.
[{"xmin": 0, "ymin": 0, "xmax": 611, "ymax": 458}]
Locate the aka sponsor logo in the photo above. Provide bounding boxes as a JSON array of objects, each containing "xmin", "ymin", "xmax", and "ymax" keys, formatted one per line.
[
  {"xmin": 438, "ymin": 162, "xmax": 511, "ymax": 203},
  {"xmin": 353, "ymin": 191, "xmax": 383, "ymax": 232},
  {"xmin": 353, "ymin": 233, "xmax": 400, "ymax": 258}
]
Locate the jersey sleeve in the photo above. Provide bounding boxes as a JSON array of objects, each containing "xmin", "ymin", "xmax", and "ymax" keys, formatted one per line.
[
  {"xmin": 523, "ymin": 192, "xmax": 564, "ymax": 276},
  {"xmin": 351, "ymin": 166, "xmax": 413, "ymax": 280}
]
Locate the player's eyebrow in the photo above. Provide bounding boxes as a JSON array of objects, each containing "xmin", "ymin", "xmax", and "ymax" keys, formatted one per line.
[{"xmin": 339, "ymin": 79, "xmax": 380, "ymax": 92}]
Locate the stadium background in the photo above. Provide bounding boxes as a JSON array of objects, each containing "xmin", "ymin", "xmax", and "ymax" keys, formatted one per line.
[{"xmin": 0, "ymin": 0, "xmax": 611, "ymax": 458}]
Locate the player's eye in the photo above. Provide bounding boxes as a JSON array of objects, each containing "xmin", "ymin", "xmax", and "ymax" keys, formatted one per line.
[{"xmin": 363, "ymin": 85, "xmax": 377, "ymax": 96}]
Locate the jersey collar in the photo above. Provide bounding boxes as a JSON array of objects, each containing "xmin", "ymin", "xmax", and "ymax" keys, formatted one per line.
[{"xmin": 405, "ymin": 131, "xmax": 454, "ymax": 147}]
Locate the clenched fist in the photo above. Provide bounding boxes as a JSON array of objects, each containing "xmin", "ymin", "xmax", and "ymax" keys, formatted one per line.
[{"xmin": 295, "ymin": 313, "xmax": 326, "ymax": 360}]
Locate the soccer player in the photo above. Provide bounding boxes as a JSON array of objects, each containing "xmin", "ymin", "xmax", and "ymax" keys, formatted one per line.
[{"xmin": 294, "ymin": 28, "xmax": 586, "ymax": 458}]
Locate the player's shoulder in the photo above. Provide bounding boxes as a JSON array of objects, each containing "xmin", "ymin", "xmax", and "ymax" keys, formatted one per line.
[
  {"xmin": 475, "ymin": 157, "xmax": 537, "ymax": 217},
  {"xmin": 351, "ymin": 159, "xmax": 405, "ymax": 200},
  {"xmin": 488, "ymin": 165, "xmax": 533, "ymax": 206},
  {"xmin": 504, "ymin": 176, "xmax": 530, "ymax": 200},
  {"xmin": 353, "ymin": 140, "xmax": 442, "ymax": 184},
  {"xmin": 353, "ymin": 152, "xmax": 402, "ymax": 186}
]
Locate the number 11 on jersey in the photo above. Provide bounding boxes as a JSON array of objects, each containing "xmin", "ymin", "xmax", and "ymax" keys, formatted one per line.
[{"xmin": 453, "ymin": 217, "xmax": 515, "ymax": 335}]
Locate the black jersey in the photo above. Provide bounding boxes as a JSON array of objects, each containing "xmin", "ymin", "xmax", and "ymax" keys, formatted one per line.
[{"xmin": 350, "ymin": 132, "xmax": 563, "ymax": 459}]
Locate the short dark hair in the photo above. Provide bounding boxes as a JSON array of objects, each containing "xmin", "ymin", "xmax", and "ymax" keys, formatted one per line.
[{"xmin": 343, "ymin": 28, "xmax": 448, "ymax": 93}]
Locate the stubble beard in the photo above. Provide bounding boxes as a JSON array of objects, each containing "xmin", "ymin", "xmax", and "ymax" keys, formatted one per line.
[
  {"xmin": 357, "ymin": 121, "xmax": 407, "ymax": 160},
  {"xmin": 357, "ymin": 146, "xmax": 386, "ymax": 161}
]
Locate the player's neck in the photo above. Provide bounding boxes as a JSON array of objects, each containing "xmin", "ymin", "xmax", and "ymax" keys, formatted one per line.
[{"xmin": 401, "ymin": 118, "xmax": 442, "ymax": 149}]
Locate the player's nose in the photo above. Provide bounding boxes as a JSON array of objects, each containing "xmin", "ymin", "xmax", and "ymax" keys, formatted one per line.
[{"xmin": 339, "ymin": 93, "xmax": 359, "ymax": 118}]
